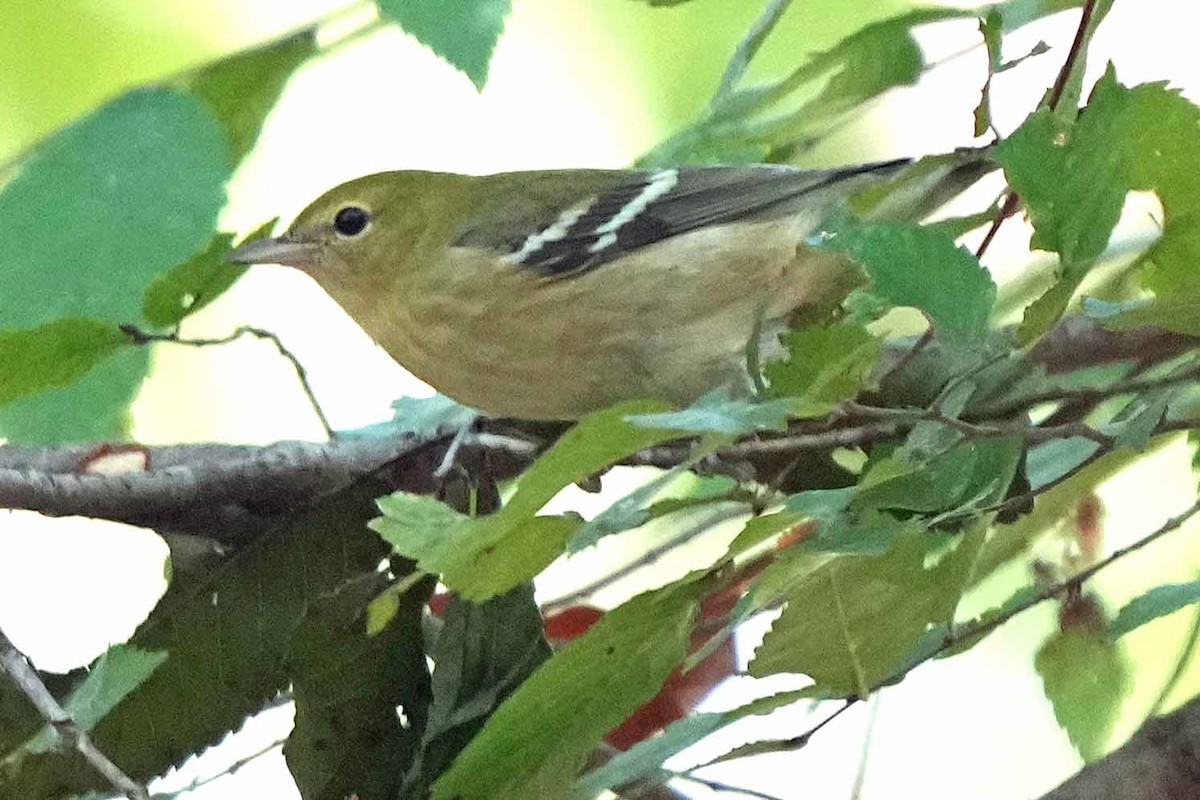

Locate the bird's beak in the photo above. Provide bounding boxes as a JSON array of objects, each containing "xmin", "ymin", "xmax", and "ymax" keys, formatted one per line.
[{"xmin": 227, "ymin": 235, "xmax": 323, "ymax": 269}]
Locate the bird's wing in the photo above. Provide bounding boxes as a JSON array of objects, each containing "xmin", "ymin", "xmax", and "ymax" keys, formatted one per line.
[{"xmin": 454, "ymin": 160, "xmax": 909, "ymax": 276}]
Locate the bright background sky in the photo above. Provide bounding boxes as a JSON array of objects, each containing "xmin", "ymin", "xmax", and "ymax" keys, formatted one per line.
[{"xmin": 1, "ymin": 1, "xmax": 1199, "ymax": 798}]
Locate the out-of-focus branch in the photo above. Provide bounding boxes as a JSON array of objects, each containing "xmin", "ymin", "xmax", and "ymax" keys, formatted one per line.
[{"xmin": 1037, "ymin": 693, "xmax": 1200, "ymax": 800}]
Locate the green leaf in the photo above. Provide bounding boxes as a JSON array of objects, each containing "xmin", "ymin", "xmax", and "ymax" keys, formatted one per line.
[
  {"xmin": 726, "ymin": 486, "xmax": 855, "ymax": 556},
  {"xmin": 376, "ymin": 0, "xmax": 511, "ymax": 90},
  {"xmin": 342, "ymin": 393, "xmax": 480, "ymax": 439},
  {"xmin": 570, "ymin": 687, "xmax": 814, "ymax": 798},
  {"xmin": 1045, "ymin": 0, "xmax": 1115, "ymax": 119},
  {"xmin": 995, "ymin": 92, "xmax": 1124, "ymax": 261},
  {"xmin": 570, "ymin": 714, "xmax": 722, "ymax": 799},
  {"xmin": 141, "ymin": 220, "xmax": 276, "ymax": 328},
  {"xmin": 432, "ymin": 580, "xmax": 703, "ymax": 799},
  {"xmin": 7, "ymin": 646, "xmax": 167, "ymax": 762},
  {"xmin": 749, "ymin": 533, "xmax": 958, "ymax": 695},
  {"xmin": 568, "ymin": 462, "xmax": 698, "ymax": 552},
  {"xmin": 1035, "ymin": 624, "xmax": 1129, "ymax": 761},
  {"xmin": 765, "ymin": 321, "xmax": 880, "ymax": 406},
  {"xmin": 284, "ymin": 573, "xmax": 429, "ymax": 800},
  {"xmin": 639, "ymin": 2, "xmax": 1078, "ymax": 168},
  {"xmin": 0, "ymin": 88, "xmax": 228, "ymax": 326},
  {"xmin": 1087, "ymin": 295, "xmax": 1200, "ymax": 336},
  {"xmin": 1111, "ymin": 581, "xmax": 1200, "ymax": 638},
  {"xmin": 374, "ymin": 492, "xmax": 469, "ymax": 560},
  {"xmin": 374, "ymin": 402, "xmax": 682, "ymax": 599},
  {"xmin": 0, "ymin": 480, "xmax": 395, "ymax": 798},
  {"xmin": 626, "ymin": 389, "xmax": 797, "ymax": 435},
  {"xmin": 1103, "ymin": 390, "xmax": 1171, "ymax": 451},
  {"xmin": 0, "ymin": 319, "xmax": 126, "ymax": 408},
  {"xmin": 0, "ymin": 87, "xmax": 229, "ymax": 440},
  {"xmin": 816, "ymin": 218, "xmax": 996, "ymax": 347},
  {"xmin": 854, "ymin": 444, "xmax": 978, "ymax": 514},
  {"xmin": 996, "ymin": 68, "xmax": 1200, "ymax": 341},
  {"xmin": 185, "ymin": 29, "xmax": 318, "ymax": 164},
  {"xmin": 402, "ymin": 586, "xmax": 550, "ymax": 797}
]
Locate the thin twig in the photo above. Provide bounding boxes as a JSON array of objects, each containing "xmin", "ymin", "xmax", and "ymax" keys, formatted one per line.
[
  {"xmin": 0, "ymin": 630, "xmax": 148, "ymax": 800},
  {"xmin": 121, "ymin": 324, "xmax": 334, "ymax": 440},
  {"xmin": 876, "ymin": 323, "xmax": 934, "ymax": 388},
  {"xmin": 979, "ymin": 358, "xmax": 1200, "ymax": 419},
  {"xmin": 943, "ymin": 497, "xmax": 1200, "ymax": 654},
  {"xmin": 671, "ymin": 769, "xmax": 789, "ymax": 800},
  {"xmin": 541, "ymin": 505, "xmax": 750, "ymax": 615},
  {"xmin": 1045, "ymin": 0, "xmax": 1101, "ymax": 112},
  {"xmin": 975, "ymin": 191, "xmax": 1021, "ymax": 259},
  {"xmin": 714, "ymin": 0, "xmax": 797, "ymax": 99},
  {"xmin": 152, "ymin": 736, "xmax": 287, "ymax": 799},
  {"xmin": 843, "ymin": 401, "xmax": 1115, "ymax": 447},
  {"xmin": 718, "ymin": 499, "xmax": 1200, "ymax": 764}
]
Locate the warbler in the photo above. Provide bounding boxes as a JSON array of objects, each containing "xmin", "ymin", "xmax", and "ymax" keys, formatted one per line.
[{"xmin": 229, "ymin": 159, "xmax": 982, "ymax": 419}]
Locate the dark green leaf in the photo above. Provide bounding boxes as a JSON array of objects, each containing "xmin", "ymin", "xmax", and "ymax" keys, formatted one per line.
[
  {"xmin": 285, "ymin": 573, "xmax": 430, "ymax": 800},
  {"xmin": 186, "ymin": 29, "xmax": 318, "ymax": 164},
  {"xmin": 817, "ymin": 218, "xmax": 995, "ymax": 347},
  {"xmin": 1111, "ymin": 581, "xmax": 1200, "ymax": 638},
  {"xmin": 568, "ymin": 464, "xmax": 690, "ymax": 552},
  {"xmin": 1103, "ymin": 390, "xmax": 1171, "ymax": 451},
  {"xmin": 432, "ymin": 580, "xmax": 703, "ymax": 799},
  {"xmin": 376, "ymin": 0, "xmax": 511, "ymax": 90},
  {"xmin": 402, "ymin": 586, "xmax": 550, "ymax": 797},
  {"xmin": 0, "ymin": 481, "xmax": 394, "ymax": 798},
  {"xmin": 0, "ymin": 319, "xmax": 126, "ymax": 408},
  {"xmin": 1035, "ymin": 624, "xmax": 1129, "ymax": 761},
  {"xmin": 854, "ymin": 444, "xmax": 978, "ymax": 514},
  {"xmin": 807, "ymin": 510, "xmax": 921, "ymax": 555}
]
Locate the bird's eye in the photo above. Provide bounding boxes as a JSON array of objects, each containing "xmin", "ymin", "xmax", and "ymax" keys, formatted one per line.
[{"xmin": 333, "ymin": 206, "xmax": 371, "ymax": 237}]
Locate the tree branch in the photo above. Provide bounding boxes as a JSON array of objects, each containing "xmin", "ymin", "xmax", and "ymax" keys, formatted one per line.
[{"xmin": 1037, "ymin": 693, "xmax": 1200, "ymax": 800}]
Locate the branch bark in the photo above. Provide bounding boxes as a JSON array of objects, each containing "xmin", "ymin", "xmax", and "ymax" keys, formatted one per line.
[{"xmin": 1039, "ymin": 695, "xmax": 1200, "ymax": 800}]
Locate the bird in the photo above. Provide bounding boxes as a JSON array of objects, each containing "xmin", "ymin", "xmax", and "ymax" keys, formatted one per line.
[{"xmin": 228, "ymin": 158, "xmax": 983, "ymax": 420}]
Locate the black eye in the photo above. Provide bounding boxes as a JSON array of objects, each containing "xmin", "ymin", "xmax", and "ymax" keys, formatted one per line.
[{"xmin": 333, "ymin": 206, "xmax": 371, "ymax": 237}]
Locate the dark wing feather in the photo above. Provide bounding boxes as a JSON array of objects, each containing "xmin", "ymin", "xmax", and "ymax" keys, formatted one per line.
[{"xmin": 455, "ymin": 159, "xmax": 909, "ymax": 276}]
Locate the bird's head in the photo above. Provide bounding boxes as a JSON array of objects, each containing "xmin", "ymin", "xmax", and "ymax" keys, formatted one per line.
[{"xmin": 227, "ymin": 171, "xmax": 471, "ymax": 282}]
